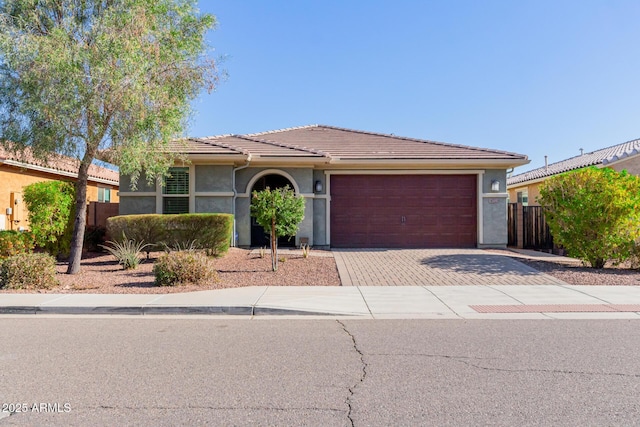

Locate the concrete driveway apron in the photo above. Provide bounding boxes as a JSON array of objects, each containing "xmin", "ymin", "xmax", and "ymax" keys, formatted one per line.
[{"xmin": 332, "ymin": 249, "xmax": 569, "ymax": 286}]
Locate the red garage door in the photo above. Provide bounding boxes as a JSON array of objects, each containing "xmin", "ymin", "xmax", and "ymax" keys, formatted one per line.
[{"xmin": 330, "ymin": 174, "xmax": 477, "ymax": 248}]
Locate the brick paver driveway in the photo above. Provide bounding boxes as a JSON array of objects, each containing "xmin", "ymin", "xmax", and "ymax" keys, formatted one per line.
[{"xmin": 332, "ymin": 249, "xmax": 569, "ymax": 286}]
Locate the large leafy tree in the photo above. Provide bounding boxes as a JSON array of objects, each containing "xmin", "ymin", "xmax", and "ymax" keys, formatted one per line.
[
  {"xmin": 0, "ymin": 0, "xmax": 218, "ymax": 273},
  {"xmin": 538, "ymin": 166, "xmax": 640, "ymax": 268},
  {"xmin": 250, "ymin": 186, "xmax": 305, "ymax": 271}
]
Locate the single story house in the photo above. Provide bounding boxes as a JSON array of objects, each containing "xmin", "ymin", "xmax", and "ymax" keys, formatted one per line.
[
  {"xmin": 119, "ymin": 125, "xmax": 529, "ymax": 248},
  {"xmin": 507, "ymin": 138, "xmax": 640, "ymax": 206},
  {"xmin": 0, "ymin": 147, "xmax": 120, "ymax": 231}
]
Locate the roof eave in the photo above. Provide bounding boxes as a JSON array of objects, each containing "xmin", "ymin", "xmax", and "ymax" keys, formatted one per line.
[{"xmin": 1, "ymin": 159, "xmax": 119, "ymax": 186}]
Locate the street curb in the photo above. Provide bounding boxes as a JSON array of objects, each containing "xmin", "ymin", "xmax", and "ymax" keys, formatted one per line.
[{"xmin": 0, "ymin": 306, "xmax": 342, "ymax": 316}]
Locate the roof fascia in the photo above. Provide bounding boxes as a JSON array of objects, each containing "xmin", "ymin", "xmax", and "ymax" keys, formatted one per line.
[{"xmin": 185, "ymin": 154, "xmax": 248, "ymax": 163}]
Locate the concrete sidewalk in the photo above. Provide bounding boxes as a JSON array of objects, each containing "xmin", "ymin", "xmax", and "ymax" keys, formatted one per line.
[{"xmin": 3, "ymin": 284, "xmax": 640, "ymax": 319}]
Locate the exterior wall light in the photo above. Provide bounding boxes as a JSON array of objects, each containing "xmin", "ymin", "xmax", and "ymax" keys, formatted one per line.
[
  {"xmin": 315, "ymin": 180, "xmax": 323, "ymax": 192},
  {"xmin": 491, "ymin": 180, "xmax": 500, "ymax": 192}
]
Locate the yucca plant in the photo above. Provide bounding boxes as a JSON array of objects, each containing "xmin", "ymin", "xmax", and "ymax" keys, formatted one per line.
[
  {"xmin": 100, "ymin": 233, "xmax": 151, "ymax": 270},
  {"xmin": 161, "ymin": 239, "xmax": 200, "ymax": 253},
  {"xmin": 301, "ymin": 244, "xmax": 311, "ymax": 259}
]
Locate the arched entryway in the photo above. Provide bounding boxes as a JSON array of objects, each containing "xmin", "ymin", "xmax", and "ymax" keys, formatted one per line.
[{"xmin": 250, "ymin": 173, "xmax": 297, "ymax": 247}]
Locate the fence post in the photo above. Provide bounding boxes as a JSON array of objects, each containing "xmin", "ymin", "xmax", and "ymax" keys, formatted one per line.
[{"xmin": 516, "ymin": 202, "xmax": 524, "ymax": 249}]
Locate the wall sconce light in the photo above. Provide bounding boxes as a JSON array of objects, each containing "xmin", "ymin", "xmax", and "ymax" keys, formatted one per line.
[
  {"xmin": 14, "ymin": 198, "xmax": 19, "ymax": 205},
  {"xmin": 315, "ymin": 180, "xmax": 323, "ymax": 193},
  {"xmin": 491, "ymin": 180, "xmax": 500, "ymax": 192}
]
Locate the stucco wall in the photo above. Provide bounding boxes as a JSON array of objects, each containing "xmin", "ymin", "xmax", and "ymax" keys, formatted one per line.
[
  {"xmin": 313, "ymin": 198, "xmax": 327, "ymax": 246},
  {"xmin": 481, "ymin": 170, "xmax": 508, "ymax": 247},
  {"xmin": 195, "ymin": 196, "xmax": 233, "ymax": 214},
  {"xmin": 195, "ymin": 165, "xmax": 233, "ymax": 192},
  {"xmin": 235, "ymin": 167, "xmax": 314, "ymax": 194},
  {"xmin": 119, "ymin": 196, "xmax": 156, "ymax": 215},
  {"xmin": 119, "ymin": 172, "xmax": 155, "ymax": 193},
  {"xmin": 508, "ymin": 183, "xmax": 542, "ymax": 205},
  {"xmin": 610, "ymin": 156, "xmax": 640, "ymax": 176},
  {"xmin": 119, "ymin": 165, "xmax": 516, "ymax": 249}
]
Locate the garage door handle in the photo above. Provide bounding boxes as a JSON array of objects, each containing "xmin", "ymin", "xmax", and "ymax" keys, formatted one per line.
[{"xmin": 401, "ymin": 216, "xmax": 406, "ymax": 223}]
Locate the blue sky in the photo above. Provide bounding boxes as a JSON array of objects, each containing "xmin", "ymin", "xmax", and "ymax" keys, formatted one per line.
[{"xmin": 190, "ymin": 1, "xmax": 640, "ymax": 173}]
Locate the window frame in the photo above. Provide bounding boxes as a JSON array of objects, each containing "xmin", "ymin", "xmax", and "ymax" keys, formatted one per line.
[
  {"xmin": 97, "ymin": 187, "xmax": 111, "ymax": 203},
  {"xmin": 162, "ymin": 167, "xmax": 190, "ymax": 214}
]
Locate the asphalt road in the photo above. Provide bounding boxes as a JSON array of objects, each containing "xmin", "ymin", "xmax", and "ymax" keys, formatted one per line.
[{"xmin": 1, "ymin": 317, "xmax": 639, "ymax": 426}]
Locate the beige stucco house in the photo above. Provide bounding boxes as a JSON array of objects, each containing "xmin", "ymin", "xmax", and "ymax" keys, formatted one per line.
[
  {"xmin": 507, "ymin": 139, "xmax": 640, "ymax": 206},
  {"xmin": 0, "ymin": 147, "xmax": 119, "ymax": 231}
]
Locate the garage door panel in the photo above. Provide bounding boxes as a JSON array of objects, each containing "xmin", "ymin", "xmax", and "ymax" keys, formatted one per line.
[{"xmin": 330, "ymin": 174, "xmax": 477, "ymax": 248}]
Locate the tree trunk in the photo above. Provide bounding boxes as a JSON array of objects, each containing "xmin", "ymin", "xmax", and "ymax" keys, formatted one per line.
[
  {"xmin": 271, "ymin": 215, "xmax": 277, "ymax": 271},
  {"xmin": 66, "ymin": 155, "xmax": 92, "ymax": 274}
]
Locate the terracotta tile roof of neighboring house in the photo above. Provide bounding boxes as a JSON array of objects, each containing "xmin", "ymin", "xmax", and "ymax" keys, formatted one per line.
[
  {"xmin": 182, "ymin": 125, "xmax": 528, "ymax": 165},
  {"xmin": 0, "ymin": 146, "xmax": 119, "ymax": 185},
  {"xmin": 507, "ymin": 138, "xmax": 640, "ymax": 186}
]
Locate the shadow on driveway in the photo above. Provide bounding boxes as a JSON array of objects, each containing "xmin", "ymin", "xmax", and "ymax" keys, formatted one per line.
[{"xmin": 421, "ymin": 253, "xmax": 542, "ymax": 276}]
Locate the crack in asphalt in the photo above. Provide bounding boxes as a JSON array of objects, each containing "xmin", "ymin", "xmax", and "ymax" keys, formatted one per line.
[
  {"xmin": 337, "ymin": 320, "xmax": 367, "ymax": 427},
  {"xmin": 370, "ymin": 353, "xmax": 640, "ymax": 378}
]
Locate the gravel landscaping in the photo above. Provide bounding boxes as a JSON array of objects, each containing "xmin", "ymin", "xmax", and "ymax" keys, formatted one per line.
[
  {"xmin": 0, "ymin": 247, "xmax": 638, "ymax": 293},
  {"xmin": 0, "ymin": 248, "xmax": 341, "ymax": 294},
  {"xmin": 492, "ymin": 249, "xmax": 640, "ymax": 286}
]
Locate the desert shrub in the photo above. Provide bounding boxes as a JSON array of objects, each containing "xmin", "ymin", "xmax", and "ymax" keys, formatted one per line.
[
  {"xmin": 163, "ymin": 214, "xmax": 233, "ymax": 256},
  {"xmin": 107, "ymin": 213, "xmax": 233, "ymax": 256},
  {"xmin": 22, "ymin": 180, "xmax": 75, "ymax": 258},
  {"xmin": 153, "ymin": 251, "xmax": 218, "ymax": 286},
  {"xmin": 100, "ymin": 233, "xmax": 151, "ymax": 270},
  {"xmin": 0, "ymin": 253, "xmax": 58, "ymax": 290},
  {"xmin": 0, "ymin": 230, "xmax": 35, "ymax": 259},
  {"xmin": 538, "ymin": 167, "xmax": 640, "ymax": 268},
  {"xmin": 107, "ymin": 214, "xmax": 167, "ymax": 255}
]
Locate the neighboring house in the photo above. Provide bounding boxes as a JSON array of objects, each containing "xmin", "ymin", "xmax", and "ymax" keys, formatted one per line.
[
  {"xmin": 120, "ymin": 125, "xmax": 528, "ymax": 248},
  {"xmin": 0, "ymin": 147, "xmax": 120, "ymax": 231},
  {"xmin": 507, "ymin": 139, "xmax": 640, "ymax": 206}
]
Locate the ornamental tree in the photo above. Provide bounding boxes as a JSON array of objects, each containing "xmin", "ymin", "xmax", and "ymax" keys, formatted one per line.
[
  {"xmin": 538, "ymin": 166, "xmax": 640, "ymax": 268},
  {"xmin": 250, "ymin": 186, "xmax": 305, "ymax": 271},
  {"xmin": 0, "ymin": 0, "xmax": 219, "ymax": 273},
  {"xmin": 22, "ymin": 180, "xmax": 76, "ymax": 257}
]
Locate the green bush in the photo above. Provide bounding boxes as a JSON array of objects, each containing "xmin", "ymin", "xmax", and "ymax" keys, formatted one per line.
[
  {"xmin": 153, "ymin": 250, "xmax": 218, "ymax": 286},
  {"xmin": 107, "ymin": 213, "xmax": 233, "ymax": 256},
  {"xmin": 107, "ymin": 214, "xmax": 166, "ymax": 254},
  {"xmin": 22, "ymin": 180, "xmax": 75, "ymax": 258},
  {"xmin": 251, "ymin": 186, "xmax": 305, "ymax": 271},
  {"xmin": 539, "ymin": 167, "xmax": 640, "ymax": 268},
  {"xmin": 0, "ymin": 230, "xmax": 35, "ymax": 259},
  {"xmin": 0, "ymin": 253, "xmax": 58, "ymax": 290}
]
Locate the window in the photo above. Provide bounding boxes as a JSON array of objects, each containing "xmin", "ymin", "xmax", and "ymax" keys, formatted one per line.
[
  {"xmin": 517, "ymin": 190, "xmax": 529, "ymax": 206},
  {"xmin": 98, "ymin": 187, "xmax": 111, "ymax": 203},
  {"xmin": 163, "ymin": 167, "xmax": 189, "ymax": 214}
]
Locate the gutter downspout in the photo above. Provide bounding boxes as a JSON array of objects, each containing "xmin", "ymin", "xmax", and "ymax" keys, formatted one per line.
[{"xmin": 232, "ymin": 155, "xmax": 252, "ymax": 247}]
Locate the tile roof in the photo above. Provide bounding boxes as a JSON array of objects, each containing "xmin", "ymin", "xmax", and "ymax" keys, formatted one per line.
[
  {"xmin": 507, "ymin": 138, "xmax": 640, "ymax": 186},
  {"xmin": 0, "ymin": 146, "xmax": 119, "ymax": 185},
  {"xmin": 183, "ymin": 124, "xmax": 527, "ymax": 164}
]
